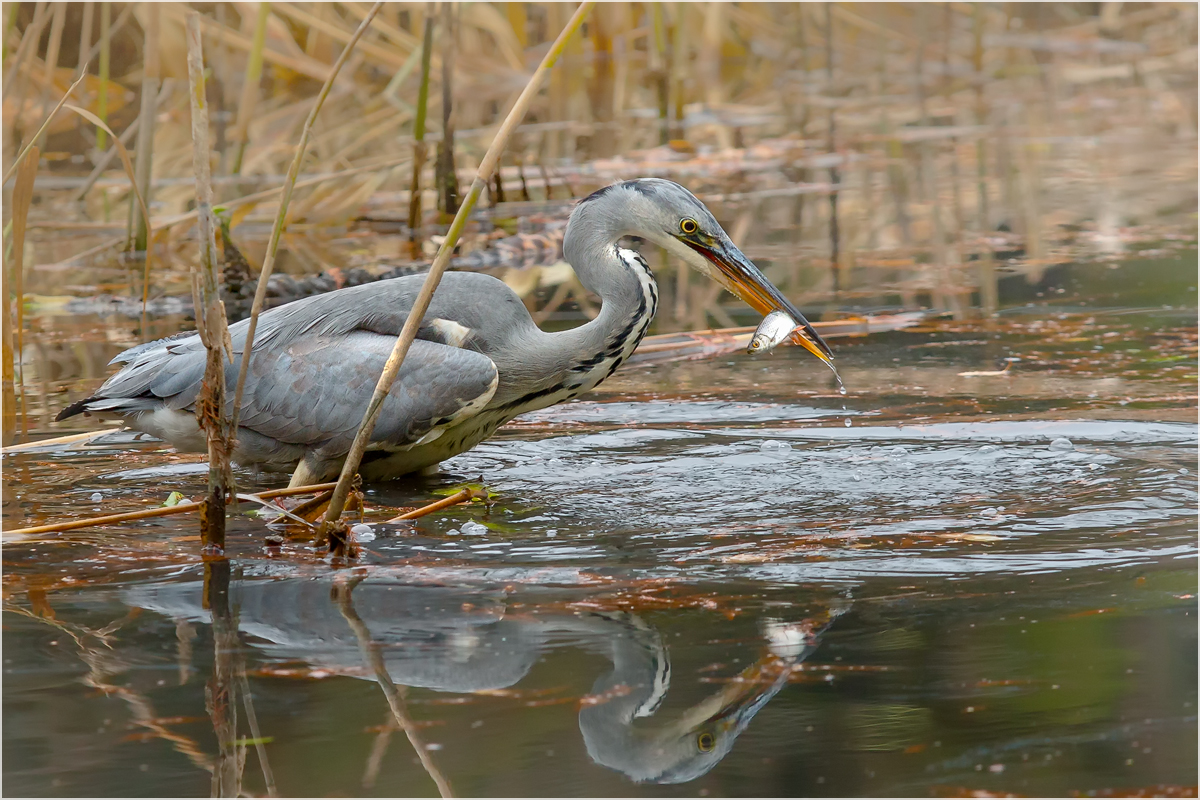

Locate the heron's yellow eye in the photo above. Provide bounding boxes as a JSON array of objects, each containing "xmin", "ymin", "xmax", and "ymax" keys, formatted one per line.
[
  {"xmin": 697, "ymin": 732, "xmax": 715, "ymax": 752},
  {"xmin": 680, "ymin": 218, "xmax": 699, "ymax": 235}
]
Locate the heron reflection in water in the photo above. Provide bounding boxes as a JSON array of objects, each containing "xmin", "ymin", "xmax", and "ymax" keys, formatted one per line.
[
  {"xmin": 60, "ymin": 179, "xmax": 833, "ymax": 486},
  {"xmin": 127, "ymin": 579, "xmax": 845, "ymax": 784}
]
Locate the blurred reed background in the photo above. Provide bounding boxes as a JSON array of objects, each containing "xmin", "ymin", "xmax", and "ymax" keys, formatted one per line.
[{"xmin": 2, "ymin": 2, "xmax": 1198, "ymax": 436}]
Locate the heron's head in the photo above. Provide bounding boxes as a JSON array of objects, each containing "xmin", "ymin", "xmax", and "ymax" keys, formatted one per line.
[
  {"xmin": 580, "ymin": 651, "xmax": 792, "ymax": 784},
  {"xmin": 570, "ymin": 178, "xmax": 833, "ymax": 365}
]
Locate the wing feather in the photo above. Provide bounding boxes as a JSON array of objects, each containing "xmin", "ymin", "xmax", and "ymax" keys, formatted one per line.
[
  {"xmin": 235, "ymin": 332, "xmax": 497, "ymax": 452},
  {"xmin": 61, "ymin": 272, "xmax": 524, "ymax": 438}
]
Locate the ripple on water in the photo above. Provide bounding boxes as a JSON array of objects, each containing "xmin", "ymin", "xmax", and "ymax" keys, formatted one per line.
[
  {"xmin": 515, "ymin": 400, "xmax": 861, "ymax": 426},
  {"xmin": 444, "ymin": 414, "xmax": 1197, "ymax": 582}
]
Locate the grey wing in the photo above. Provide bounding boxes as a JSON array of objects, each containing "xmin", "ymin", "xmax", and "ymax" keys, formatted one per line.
[
  {"xmin": 64, "ymin": 272, "xmax": 524, "ymax": 424},
  {"xmin": 84, "ymin": 329, "xmax": 498, "ymax": 453},
  {"xmin": 234, "ymin": 331, "xmax": 498, "ymax": 452}
]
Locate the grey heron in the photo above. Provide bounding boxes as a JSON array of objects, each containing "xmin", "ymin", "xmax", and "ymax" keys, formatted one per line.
[
  {"xmin": 59, "ymin": 179, "xmax": 833, "ymax": 485},
  {"xmin": 126, "ymin": 578, "xmax": 835, "ymax": 784}
]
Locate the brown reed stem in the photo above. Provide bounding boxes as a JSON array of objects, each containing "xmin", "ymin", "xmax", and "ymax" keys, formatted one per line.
[
  {"xmin": 97, "ymin": 1, "xmax": 110, "ymax": 150},
  {"xmin": 34, "ymin": 3, "xmax": 67, "ymax": 149},
  {"xmin": 668, "ymin": 4, "xmax": 685, "ymax": 141},
  {"xmin": 230, "ymin": 2, "xmax": 269, "ymax": 177},
  {"xmin": 253, "ymin": 482, "xmax": 339, "ymax": 500},
  {"xmin": 825, "ymin": 2, "xmax": 840, "ymax": 295},
  {"xmin": 385, "ymin": 487, "xmax": 480, "ymax": 523},
  {"xmin": 435, "ymin": 2, "xmax": 459, "ymax": 217},
  {"xmin": 229, "ymin": 2, "xmax": 384, "ymax": 438},
  {"xmin": 2, "ymin": 2, "xmax": 20, "ymax": 61},
  {"xmin": 73, "ymin": 1, "xmax": 134, "ymax": 78},
  {"xmin": 4, "ymin": 72, "xmax": 88, "ymax": 187},
  {"xmin": 74, "ymin": 1, "xmax": 94, "ymax": 80},
  {"xmin": 317, "ymin": 1, "xmax": 596, "ymax": 545},
  {"xmin": 1, "ymin": 1, "xmax": 49, "ymax": 138},
  {"xmin": 1, "ymin": 429, "xmax": 114, "ymax": 453},
  {"xmin": 61, "ymin": 156, "xmax": 410, "ymax": 273},
  {"xmin": 158, "ymin": 156, "xmax": 408, "ymax": 231},
  {"xmin": 10, "ymin": 145, "xmax": 38, "ymax": 443},
  {"xmin": 407, "ymin": 10, "xmax": 434, "ymax": 258},
  {"xmin": 186, "ymin": 12, "xmax": 235, "ymax": 552},
  {"xmin": 72, "ymin": 81, "xmax": 171, "ymax": 202},
  {"xmin": 131, "ymin": 3, "xmax": 159, "ymax": 255},
  {"xmin": 973, "ymin": 3, "xmax": 998, "ymax": 316},
  {"xmin": 5, "ymin": 501, "xmax": 202, "ymax": 538},
  {"xmin": 62, "ymin": 101, "xmax": 155, "ymax": 347}
]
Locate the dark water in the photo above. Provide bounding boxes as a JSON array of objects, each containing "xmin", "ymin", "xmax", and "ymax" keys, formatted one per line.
[{"xmin": 3, "ymin": 257, "xmax": 1197, "ymax": 797}]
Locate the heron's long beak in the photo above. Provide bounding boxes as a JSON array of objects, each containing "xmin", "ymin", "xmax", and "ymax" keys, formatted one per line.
[
  {"xmin": 668, "ymin": 653, "xmax": 794, "ymax": 739},
  {"xmin": 685, "ymin": 238, "xmax": 834, "ymax": 365}
]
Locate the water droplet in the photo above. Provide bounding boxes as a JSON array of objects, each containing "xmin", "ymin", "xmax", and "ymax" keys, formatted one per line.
[
  {"xmin": 461, "ymin": 521, "xmax": 489, "ymax": 536},
  {"xmin": 838, "ymin": 385, "xmax": 847, "ymax": 396},
  {"xmin": 843, "ymin": 418, "xmax": 852, "ymax": 427},
  {"xmin": 546, "ymin": 529, "xmax": 557, "ymax": 538},
  {"xmin": 851, "ymin": 471, "xmax": 862, "ymax": 482},
  {"xmin": 979, "ymin": 445, "xmax": 998, "ymax": 453},
  {"xmin": 1180, "ymin": 468, "xmax": 1190, "ymax": 475},
  {"xmin": 350, "ymin": 523, "xmax": 376, "ymax": 542},
  {"xmin": 1049, "ymin": 437, "xmax": 1075, "ymax": 452},
  {"xmin": 89, "ymin": 492, "xmax": 103, "ymax": 503}
]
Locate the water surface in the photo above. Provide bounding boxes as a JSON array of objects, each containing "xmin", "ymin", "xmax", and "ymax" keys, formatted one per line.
[{"xmin": 3, "ymin": 261, "xmax": 1196, "ymax": 797}]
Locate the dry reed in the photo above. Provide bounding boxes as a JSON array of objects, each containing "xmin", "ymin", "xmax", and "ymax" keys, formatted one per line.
[
  {"xmin": 64, "ymin": 103, "xmax": 155, "ymax": 336},
  {"xmin": 186, "ymin": 12, "xmax": 235, "ymax": 551},
  {"xmin": 10, "ymin": 145, "xmax": 39, "ymax": 441},
  {"xmin": 407, "ymin": 10, "xmax": 435, "ymax": 257}
]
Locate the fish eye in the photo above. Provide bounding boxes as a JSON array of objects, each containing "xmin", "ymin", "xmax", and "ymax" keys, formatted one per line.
[
  {"xmin": 697, "ymin": 732, "xmax": 715, "ymax": 752},
  {"xmin": 679, "ymin": 218, "xmax": 699, "ymax": 235}
]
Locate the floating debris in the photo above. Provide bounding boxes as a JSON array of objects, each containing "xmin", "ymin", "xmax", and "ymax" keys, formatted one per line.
[{"xmin": 958, "ymin": 363, "xmax": 1014, "ymax": 378}]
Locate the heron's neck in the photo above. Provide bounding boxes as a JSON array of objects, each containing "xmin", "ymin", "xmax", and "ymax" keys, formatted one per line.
[{"xmin": 536, "ymin": 229, "xmax": 658, "ymax": 380}]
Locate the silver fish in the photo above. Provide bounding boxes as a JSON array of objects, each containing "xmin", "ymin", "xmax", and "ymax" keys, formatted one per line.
[{"xmin": 747, "ymin": 310, "xmax": 798, "ymax": 355}]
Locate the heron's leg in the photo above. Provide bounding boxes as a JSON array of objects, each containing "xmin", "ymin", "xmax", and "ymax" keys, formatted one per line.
[{"xmin": 287, "ymin": 457, "xmax": 323, "ymax": 489}]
